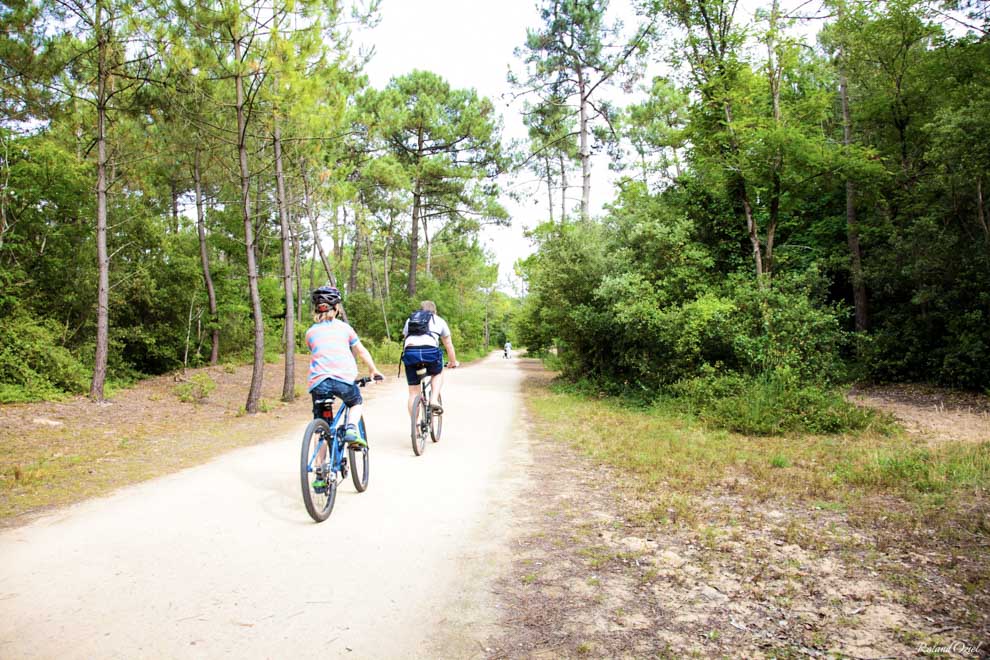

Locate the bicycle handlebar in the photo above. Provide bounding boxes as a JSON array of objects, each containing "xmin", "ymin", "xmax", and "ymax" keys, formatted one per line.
[{"xmin": 355, "ymin": 375, "xmax": 385, "ymax": 387}]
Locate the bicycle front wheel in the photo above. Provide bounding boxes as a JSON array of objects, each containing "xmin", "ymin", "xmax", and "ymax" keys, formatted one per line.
[
  {"xmin": 348, "ymin": 418, "xmax": 370, "ymax": 492},
  {"xmin": 429, "ymin": 393, "xmax": 443, "ymax": 443},
  {"xmin": 300, "ymin": 419, "xmax": 337, "ymax": 523},
  {"xmin": 411, "ymin": 394, "xmax": 428, "ymax": 456}
]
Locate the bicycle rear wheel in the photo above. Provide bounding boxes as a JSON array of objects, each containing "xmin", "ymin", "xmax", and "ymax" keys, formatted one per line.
[
  {"xmin": 348, "ymin": 418, "xmax": 370, "ymax": 492},
  {"xmin": 300, "ymin": 419, "xmax": 337, "ymax": 523},
  {"xmin": 411, "ymin": 394, "xmax": 428, "ymax": 456},
  {"xmin": 429, "ymin": 394, "xmax": 443, "ymax": 443}
]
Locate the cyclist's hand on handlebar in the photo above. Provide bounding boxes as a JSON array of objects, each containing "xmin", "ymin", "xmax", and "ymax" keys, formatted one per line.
[
  {"xmin": 447, "ymin": 360, "xmax": 460, "ymax": 369},
  {"xmin": 370, "ymin": 368, "xmax": 385, "ymax": 382}
]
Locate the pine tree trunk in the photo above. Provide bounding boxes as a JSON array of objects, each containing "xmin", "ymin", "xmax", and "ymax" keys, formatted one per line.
[
  {"xmin": 333, "ymin": 205, "xmax": 344, "ymax": 262},
  {"xmin": 422, "ymin": 215, "xmax": 432, "ymax": 277},
  {"xmin": 559, "ymin": 152, "xmax": 568, "ymax": 223},
  {"xmin": 300, "ymin": 160, "xmax": 338, "ymax": 286},
  {"xmin": 194, "ymin": 148, "xmax": 219, "ymax": 364},
  {"xmin": 170, "ymin": 179, "xmax": 179, "ymax": 233},
  {"xmin": 383, "ymin": 217, "xmax": 392, "ymax": 299},
  {"xmin": 545, "ymin": 154, "xmax": 554, "ymax": 223},
  {"xmin": 90, "ymin": 1, "xmax": 110, "ymax": 402},
  {"xmin": 365, "ymin": 231, "xmax": 376, "ymax": 298},
  {"xmin": 308, "ymin": 241, "xmax": 316, "ymax": 299},
  {"xmin": 366, "ymin": 234, "xmax": 391, "ymax": 340},
  {"xmin": 273, "ymin": 112, "xmax": 295, "ymax": 402},
  {"xmin": 234, "ymin": 33, "xmax": 264, "ymax": 414},
  {"xmin": 578, "ymin": 66, "xmax": 591, "ymax": 220},
  {"xmin": 294, "ymin": 228, "xmax": 303, "ymax": 325},
  {"xmin": 408, "ymin": 129, "xmax": 424, "ymax": 297},
  {"xmin": 348, "ymin": 222, "xmax": 362, "ymax": 294},
  {"xmin": 742, "ymin": 193, "xmax": 764, "ymax": 280}
]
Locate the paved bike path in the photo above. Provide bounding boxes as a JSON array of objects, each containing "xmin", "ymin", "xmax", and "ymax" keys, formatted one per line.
[{"xmin": 0, "ymin": 354, "xmax": 530, "ymax": 659}]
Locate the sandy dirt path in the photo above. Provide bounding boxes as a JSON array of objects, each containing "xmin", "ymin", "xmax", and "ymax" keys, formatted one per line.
[{"xmin": 0, "ymin": 354, "xmax": 529, "ymax": 659}]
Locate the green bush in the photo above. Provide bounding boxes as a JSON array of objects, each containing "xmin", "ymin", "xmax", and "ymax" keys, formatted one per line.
[
  {"xmin": 0, "ymin": 312, "xmax": 89, "ymax": 402},
  {"xmin": 725, "ymin": 272, "xmax": 850, "ymax": 384},
  {"xmin": 669, "ymin": 370, "xmax": 886, "ymax": 436},
  {"xmin": 366, "ymin": 337, "xmax": 403, "ymax": 365},
  {"xmin": 174, "ymin": 373, "xmax": 217, "ymax": 403}
]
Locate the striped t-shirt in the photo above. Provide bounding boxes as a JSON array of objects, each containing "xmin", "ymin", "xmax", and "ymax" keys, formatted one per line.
[{"xmin": 306, "ymin": 320, "xmax": 360, "ymax": 391}]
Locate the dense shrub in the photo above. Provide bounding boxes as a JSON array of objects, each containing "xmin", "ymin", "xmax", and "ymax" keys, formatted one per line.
[
  {"xmin": 366, "ymin": 337, "xmax": 403, "ymax": 366},
  {"xmin": 669, "ymin": 370, "xmax": 885, "ymax": 435},
  {"xmin": 0, "ymin": 312, "xmax": 89, "ymax": 402}
]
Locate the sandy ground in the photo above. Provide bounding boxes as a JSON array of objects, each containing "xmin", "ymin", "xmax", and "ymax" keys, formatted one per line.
[
  {"xmin": 0, "ymin": 354, "xmax": 529, "ymax": 659},
  {"xmin": 849, "ymin": 384, "xmax": 990, "ymax": 444}
]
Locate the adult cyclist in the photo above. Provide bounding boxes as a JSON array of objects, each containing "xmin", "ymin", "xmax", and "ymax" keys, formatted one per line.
[
  {"xmin": 306, "ymin": 286, "xmax": 384, "ymax": 447},
  {"xmin": 401, "ymin": 300, "xmax": 459, "ymax": 416}
]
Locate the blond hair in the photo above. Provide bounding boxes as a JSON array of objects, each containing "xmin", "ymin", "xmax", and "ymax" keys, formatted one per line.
[
  {"xmin": 313, "ymin": 305, "xmax": 339, "ymax": 323},
  {"xmin": 420, "ymin": 300, "xmax": 437, "ymax": 313}
]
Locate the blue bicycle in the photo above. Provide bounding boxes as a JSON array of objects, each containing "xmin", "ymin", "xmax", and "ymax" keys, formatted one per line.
[{"xmin": 300, "ymin": 376, "xmax": 380, "ymax": 523}]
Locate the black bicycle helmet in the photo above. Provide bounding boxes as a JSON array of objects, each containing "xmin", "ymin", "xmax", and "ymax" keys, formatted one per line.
[{"xmin": 312, "ymin": 286, "xmax": 342, "ymax": 312}]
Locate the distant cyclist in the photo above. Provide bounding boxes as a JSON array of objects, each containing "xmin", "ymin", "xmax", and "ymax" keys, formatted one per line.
[
  {"xmin": 401, "ymin": 300, "xmax": 459, "ymax": 416},
  {"xmin": 503, "ymin": 340, "xmax": 512, "ymax": 359},
  {"xmin": 306, "ymin": 286, "xmax": 384, "ymax": 447}
]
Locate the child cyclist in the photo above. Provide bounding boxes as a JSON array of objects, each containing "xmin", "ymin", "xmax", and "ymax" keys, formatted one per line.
[{"xmin": 306, "ymin": 286, "xmax": 384, "ymax": 447}]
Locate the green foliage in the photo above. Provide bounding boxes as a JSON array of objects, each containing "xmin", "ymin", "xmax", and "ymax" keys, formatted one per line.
[
  {"xmin": 669, "ymin": 371, "xmax": 885, "ymax": 436},
  {"xmin": 173, "ymin": 373, "xmax": 217, "ymax": 403},
  {"xmin": 366, "ymin": 337, "xmax": 402, "ymax": 366},
  {"xmin": 517, "ymin": 184, "xmax": 851, "ymax": 394},
  {"xmin": 0, "ymin": 311, "xmax": 89, "ymax": 403}
]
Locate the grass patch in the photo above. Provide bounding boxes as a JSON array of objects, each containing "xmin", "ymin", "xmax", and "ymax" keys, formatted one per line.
[
  {"xmin": 770, "ymin": 454, "xmax": 791, "ymax": 468},
  {"xmin": 527, "ymin": 377, "xmax": 989, "ymax": 505},
  {"xmin": 837, "ymin": 443, "xmax": 990, "ymax": 494},
  {"xmin": 669, "ymin": 372, "xmax": 895, "ymax": 436},
  {"xmin": 174, "ymin": 373, "xmax": 217, "ymax": 403}
]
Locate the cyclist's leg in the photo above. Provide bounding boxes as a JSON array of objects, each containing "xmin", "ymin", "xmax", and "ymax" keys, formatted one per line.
[
  {"xmin": 425, "ymin": 348, "xmax": 444, "ymax": 407},
  {"xmin": 327, "ymin": 379, "xmax": 364, "ymax": 443},
  {"xmin": 430, "ymin": 370, "xmax": 444, "ymax": 406},
  {"xmin": 407, "ymin": 385, "xmax": 419, "ymax": 416},
  {"xmin": 310, "ymin": 379, "xmax": 336, "ymax": 463},
  {"xmin": 402, "ymin": 350, "xmax": 426, "ymax": 415}
]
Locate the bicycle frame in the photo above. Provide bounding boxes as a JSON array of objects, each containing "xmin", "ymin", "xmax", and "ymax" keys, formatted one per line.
[
  {"xmin": 307, "ymin": 401, "xmax": 351, "ymax": 480},
  {"xmin": 419, "ymin": 373, "xmax": 433, "ymax": 402}
]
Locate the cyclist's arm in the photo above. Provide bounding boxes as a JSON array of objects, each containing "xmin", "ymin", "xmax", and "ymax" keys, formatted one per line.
[
  {"xmin": 441, "ymin": 335, "xmax": 458, "ymax": 367},
  {"xmin": 352, "ymin": 342, "xmax": 384, "ymax": 379}
]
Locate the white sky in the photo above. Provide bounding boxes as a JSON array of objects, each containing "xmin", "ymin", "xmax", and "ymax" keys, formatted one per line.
[{"xmin": 357, "ymin": 0, "xmax": 644, "ymax": 291}]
